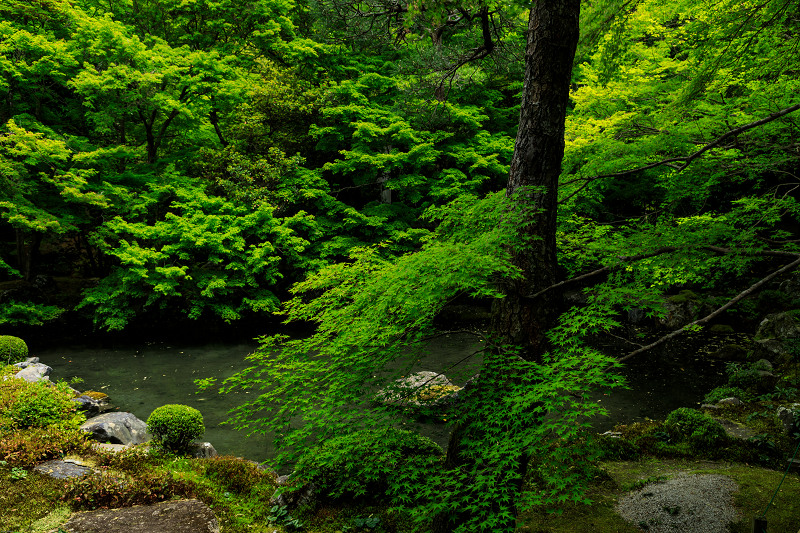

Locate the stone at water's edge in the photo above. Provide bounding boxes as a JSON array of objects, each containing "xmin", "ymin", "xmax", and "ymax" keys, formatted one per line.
[
  {"xmin": 62, "ymin": 499, "xmax": 219, "ymax": 533},
  {"xmin": 189, "ymin": 441, "xmax": 218, "ymax": 458},
  {"xmin": 376, "ymin": 371, "xmax": 462, "ymax": 407},
  {"xmin": 12, "ymin": 362, "xmax": 53, "ymax": 383},
  {"xmin": 80, "ymin": 412, "xmax": 151, "ymax": 445}
]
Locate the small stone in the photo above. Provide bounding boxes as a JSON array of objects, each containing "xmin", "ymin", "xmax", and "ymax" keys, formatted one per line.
[
  {"xmin": 717, "ymin": 397, "xmax": 743, "ymax": 406},
  {"xmin": 188, "ymin": 441, "xmax": 218, "ymax": 458}
]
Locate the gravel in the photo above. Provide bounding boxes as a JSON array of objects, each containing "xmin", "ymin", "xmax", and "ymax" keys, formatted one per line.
[{"xmin": 616, "ymin": 474, "xmax": 739, "ymax": 532}]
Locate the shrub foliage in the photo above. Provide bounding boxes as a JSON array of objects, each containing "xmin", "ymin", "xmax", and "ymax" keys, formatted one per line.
[{"xmin": 147, "ymin": 404, "xmax": 205, "ymax": 453}]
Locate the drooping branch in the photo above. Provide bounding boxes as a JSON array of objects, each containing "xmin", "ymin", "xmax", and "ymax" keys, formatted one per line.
[
  {"xmin": 617, "ymin": 254, "xmax": 800, "ymax": 363},
  {"xmin": 525, "ymin": 246, "xmax": 679, "ymax": 300},
  {"xmin": 558, "ymin": 102, "xmax": 800, "ymax": 203}
]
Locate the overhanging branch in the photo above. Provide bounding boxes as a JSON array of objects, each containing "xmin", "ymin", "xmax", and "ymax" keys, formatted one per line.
[{"xmin": 617, "ymin": 254, "xmax": 800, "ymax": 363}]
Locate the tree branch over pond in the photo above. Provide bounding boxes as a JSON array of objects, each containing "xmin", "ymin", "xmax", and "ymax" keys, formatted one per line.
[{"xmin": 617, "ymin": 253, "xmax": 800, "ymax": 363}]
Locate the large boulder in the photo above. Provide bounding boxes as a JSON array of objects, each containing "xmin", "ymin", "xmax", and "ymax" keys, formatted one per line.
[
  {"xmin": 61, "ymin": 499, "xmax": 219, "ymax": 533},
  {"xmin": 776, "ymin": 404, "xmax": 800, "ymax": 435},
  {"xmin": 752, "ymin": 312, "xmax": 800, "ymax": 365},
  {"xmin": 12, "ymin": 362, "xmax": 53, "ymax": 383},
  {"xmin": 658, "ymin": 291, "xmax": 702, "ymax": 329},
  {"xmin": 755, "ymin": 312, "xmax": 800, "ymax": 341},
  {"xmin": 376, "ymin": 371, "xmax": 461, "ymax": 407},
  {"xmin": 80, "ymin": 412, "xmax": 151, "ymax": 445}
]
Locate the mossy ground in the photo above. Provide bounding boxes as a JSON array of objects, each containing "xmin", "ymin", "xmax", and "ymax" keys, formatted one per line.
[{"xmin": 518, "ymin": 459, "xmax": 800, "ymax": 533}]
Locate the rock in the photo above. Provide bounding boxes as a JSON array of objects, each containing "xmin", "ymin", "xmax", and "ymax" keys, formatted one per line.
[
  {"xmin": 12, "ymin": 363, "xmax": 53, "ymax": 383},
  {"xmin": 80, "ymin": 412, "xmax": 151, "ymax": 445},
  {"xmin": 658, "ymin": 291, "xmax": 701, "ymax": 329},
  {"xmin": 93, "ymin": 443, "xmax": 130, "ymax": 453},
  {"xmin": 712, "ymin": 418, "xmax": 755, "ymax": 440},
  {"xmin": 707, "ymin": 344, "xmax": 748, "ymax": 362},
  {"xmin": 188, "ymin": 441, "xmax": 218, "ymax": 458},
  {"xmin": 755, "ymin": 312, "xmax": 800, "ymax": 341},
  {"xmin": 751, "ymin": 338, "xmax": 794, "ymax": 366},
  {"xmin": 626, "ymin": 307, "xmax": 648, "ymax": 324},
  {"xmin": 776, "ymin": 404, "xmax": 800, "ymax": 435},
  {"xmin": 376, "ymin": 371, "xmax": 462, "ymax": 407},
  {"xmin": 270, "ymin": 475, "xmax": 317, "ymax": 511},
  {"xmin": 72, "ymin": 395, "xmax": 108, "ymax": 417},
  {"xmin": 34, "ymin": 459, "xmax": 92, "ymax": 479},
  {"xmin": 717, "ymin": 397, "xmax": 743, "ymax": 406},
  {"xmin": 61, "ymin": 499, "xmax": 219, "ymax": 533}
]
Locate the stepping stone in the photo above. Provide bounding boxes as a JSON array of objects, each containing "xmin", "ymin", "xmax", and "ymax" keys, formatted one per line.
[
  {"xmin": 62, "ymin": 499, "xmax": 219, "ymax": 533},
  {"xmin": 712, "ymin": 417, "xmax": 755, "ymax": 440},
  {"xmin": 34, "ymin": 459, "xmax": 92, "ymax": 479}
]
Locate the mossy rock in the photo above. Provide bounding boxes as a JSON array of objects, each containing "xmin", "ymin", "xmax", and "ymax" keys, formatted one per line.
[
  {"xmin": 82, "ymin": 391, "xmax": 109, "ymax": 401},
  {"xmin": 667, "ymin": 290, "xmax": 700, "ymax": 304},
  {"xmin": 0, "ymin": 336, "xmax": 28, "ymax": 363}
]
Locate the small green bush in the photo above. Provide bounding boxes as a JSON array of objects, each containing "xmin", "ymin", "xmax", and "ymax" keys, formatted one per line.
[
  {"xmin": 0, "ymin": 372, "xmax": 81, "ymax": 430},
  {"xmin": 704, "ymin": 386, "xmax": 753, "ymax": 404},
  {"xmin": 664, "ymin": 408, "xmax": 728, "ymax": 449},
  {"xmin": 294, "ymin": 427, "xmax": 443, "ymax": 501},
  {"xmin": 63, "ymin": 470, "xmax": 196, "ymax": 510},
  {"xmin": 201, "ymin": 455, "xmax": 273, "ymax": 494},
  {"xmin": 729, "ymin": 369, "xmax": 767, "ymax": 392},
  {"xmin": 147, "ymin": 404, "xmax": 205, "ymax": 453},
  {"xmin": 0, "ymin": 336, "xmax": 28, "ymax": 365}
]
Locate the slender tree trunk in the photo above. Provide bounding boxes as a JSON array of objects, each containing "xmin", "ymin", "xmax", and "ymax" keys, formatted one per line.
[{"xmin": 437, "ymin": 1, "xmax": 581, "ymax": 531}]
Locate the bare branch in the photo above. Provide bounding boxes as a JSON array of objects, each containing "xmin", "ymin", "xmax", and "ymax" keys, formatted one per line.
[{"xmin": 617, "ymin": 254, "xmax": 800, "ymax": 363}]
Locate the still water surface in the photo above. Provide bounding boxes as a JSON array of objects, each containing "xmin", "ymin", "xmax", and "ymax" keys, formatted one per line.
[{"xmin": 37, "ymin": 333, "xmax": 725, "ymax": 465}]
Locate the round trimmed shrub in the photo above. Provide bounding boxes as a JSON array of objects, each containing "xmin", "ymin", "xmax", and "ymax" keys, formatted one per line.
[
  {"xmin": 146, "ymin": 404, "xmax": 204, "ymax": 453},
  {"xmin": 0, "ymin": 336, "xmax": 28, "ymax": 364},
  {"xmin": 665, "ymin": 407, "xmax": 727, "ymax": 449}
]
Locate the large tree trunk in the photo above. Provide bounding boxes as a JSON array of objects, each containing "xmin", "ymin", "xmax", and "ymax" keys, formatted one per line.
[
  {"xmin": 436, "ymin": 1, "xmax": 581, "ymax": 531},
  {"xmin": 491, "ymin": 0, "xmax": 580, "ymax": 356}
]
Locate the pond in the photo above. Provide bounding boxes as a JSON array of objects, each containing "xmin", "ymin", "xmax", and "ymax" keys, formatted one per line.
[{"xmin": 36, "ymin": 332, "xmax": 727, "ymax": 466}]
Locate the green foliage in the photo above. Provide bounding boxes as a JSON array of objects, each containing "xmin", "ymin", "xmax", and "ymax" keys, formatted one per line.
[
  {"xmin": 200, "ymin": 455, "xmax": 272, "ymax": 495},
  {"xmin": 63, "ymin": 470, "xmax": 196, "ymax": 510},
  {"xmin": 0, "ymin": 425, "xmax": 92, "ymax": 467},
  {"xmin": 294, "ymin": 428, "xmax": 443, "ymax": 501},
  {"xmin": 0, "ymin": 301, "xmax": 64, "ymax": 327},
  {"xmin": 704, "ymin": 386, "xmax": 753, "ymax": 404},
  {"xmin": 664, "ymin": 408, "xmax": 728, "ymax": 449},
  {"xmin": 0, "ymin": 336, "xmax": 28, "ymax": 364},
  {"xmin": 0, "ymin": 371, "xmax": 82, "ymax": 430},
  {"xmin": 146, "ymin": 404, "xmax": 205, "ymax": 453},
  {"xmin": 267, "ymin": 505, "xmax": 304, "ymax": 530}
]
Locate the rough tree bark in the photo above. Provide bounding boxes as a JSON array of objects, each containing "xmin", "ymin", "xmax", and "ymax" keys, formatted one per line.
[
  {"xmin": 490, "ymin": 0, "xmax": 580, "ymax": 357},
  {"xmin": 434, "ymin": 1, "xmax": 581, "ymax": 532}
]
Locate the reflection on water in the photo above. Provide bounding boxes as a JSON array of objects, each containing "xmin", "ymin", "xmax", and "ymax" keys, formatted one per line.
[{"xmin": 35, "ymin": 333, "xmax": 726, "ymax": 463}]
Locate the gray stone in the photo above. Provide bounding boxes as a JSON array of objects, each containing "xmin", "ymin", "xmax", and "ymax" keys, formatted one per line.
[
  {"xmin": 188, "ymin": 441, "xmax": 218, "ymax": 458},
  {"xmin": 72, "ymin": 395, "xmax": 108, "ymax": 416},
  {"xmin": 658, "ymin": 292, "xmax": 702, "ymax": 329},
  {"xmin": 755, "ymin": 312, "xmax": 800, "ymax": 340},
  {"xmin": 34, "ymin": 459, "xmax": 92, "ymax": 479},
  {"xmin": 271, "ymin": 474, "xmax": 317, "ymax": 511},
  {"xmin": 80, "ymin": 411, "xmax": 151, "ymax": 445},
  {"xmin": 712, "ymin": 417, "xmax": 755, "ymax": 440},
  {"xmin": 717, "ymin": 397, "xmax": 743, "ymax": 406},
  {"xmin": 13, "ymin": 363, "xmax": 53, "ymax": 383},
  {"xmin": 62, "ymin": 499, "xmax": 219, "ymax": 533},
  {"xmin": 376, "ymin": 371, "xmax": 461, "ymax": 407},
  {"xmin": 776, "ymin": 404, "xmax": 800, "ymax": 435}
]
